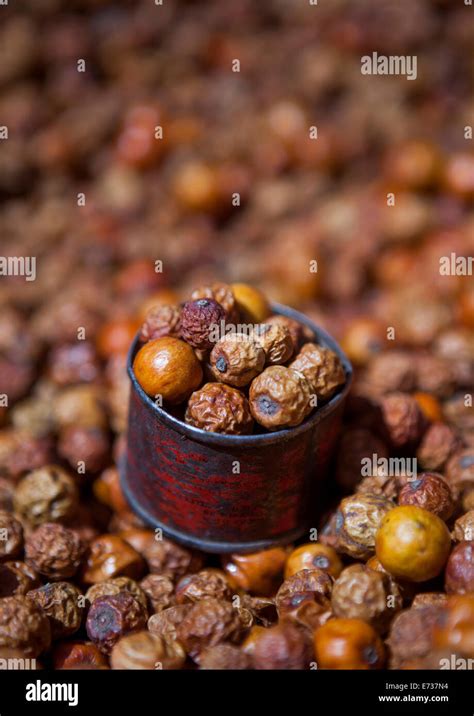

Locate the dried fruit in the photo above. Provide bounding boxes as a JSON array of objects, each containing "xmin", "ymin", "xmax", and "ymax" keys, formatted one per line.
[
  {"xmin": 86, "ymin": 593, "xmax": 147, "ymax": 654},
  {"xmin": 222, "ymin": 548, "xmax": 289, "ymax": 596},
  {"xmin": 82, "ymin": 535, "xmax": 145, "ymax": 584},
  {"xmin": 330, "ymin": 493, "xmax": 394, "ymax": 560},
  {"xmin": 387, "ymin": 605, "xmax": 445, "ymax": 668},
  {"xmin": 250, "ymin": 621, "xmax": 313, "ymax": 670},
  {"xmin": 143, "ymin": 537, "xmax": 203, "ymax": 580},
  {"xmin": 191, "ymin": 283, "xmax": 238, "ymax": 322},
  {"xmin": 185, "ymin": 382, "xmax": 253, "ymax": 434},
  {"xmin": 380, "ymin": 393, "xmax": 426, "ymax": 449},
  {"xmin": 176, "ymin": 569, "xmax": 231, "ymax": 604},
  {"xmin": 0, "ymin": 561, "xmax": 39, "ymax": 597},
  {"xmin": 57, "ymin": 425, "xmax": 109, "ymax": 474},
  {"xmin": 200, "ymin": 643, "xmax": 251, "ymax": 670},
  {"xmin": 285, "ymin": 543, "xmax": 343, "ymax": 580},
  {"xmin": 331, "ymin": 564, "xmax": 401, "ymax": 632},
  {"xmin": 210, "ymin": 333, "xmax": 265, "ymax": 388},
  {"xmin": 0, "ymin": 596, "xmax": 51, "ymax": 657},
  {"xmin": 275, "ymin": 569, "xmax": 333, "ymax": 630},
  {"xmin": 0, "ymin": 511, "xmax": 23, "ymax": 561},
  {"xmin": 148, "ymin": 605, "xmax": 192, "ymax": 642},
  {"xmin": 265, "ymin": 315, "xmax": 307, "ymax": 353},
  {"xmin": 53, "ymin": 641, "xmax": 108, "ymax": 669},
  {"xmin": 398, "ymin": 473, "xmax": 454, "ymax": 521},
  {"xmin": 445, "ymin": 541, "xmax": 474, "ymax": 594},
  {"xmin": 252, "ymin": 323, "xmax": 293, "ymax": 365},
  {"xmin": 375, "ymin": 506, "xmax": 451, "ymax": 582},
  {"xmin": 177, "ymin": 598, "xmax": 246, "ymax": 660},
  {"xmin": 453, "ymin": 511, "xmax": 474, "ymax": 542},
  {"xmin": 110, "ymin": 630, "xmax": 185, "ymax": 670},
  {"xmin": 27, "ymin": 582, "xmax": 84, "ymax": 639},
  {"xmin": 180, "ymin": 299, "xmax": 226, "ymax": 351},
  {"xmin": 433, "ymin": 595, "xmax": 474, "ymax": 657},
  {"xmin": 25, "ymin": 523, "xmax": 85, "ymax": 580},
  {"xmin": 14, "ymin": 465, "xmax": 78, "ymax": 527},
  {"xmin": 417, "ymin": 422, "xmax": 460, "ymax": 471},
  {"xmin": 231, "ymin": 284, "xmax": 270, "ymax": 323},
  {"xmin": 290, "ymin": 343, "xmax": 345, "ymax": 401},
  {"xmin": 313, "ymin": 618, "xmax": 384, "ymax": 669},
  {"xmin": 139, "ymin": 305, "xmax": 181, "ymax": 343},
  {"xmin": 140, "ymin": 574, "xmax": 175, "ymax": 613},
  {"xmin": 85, "ymin": 577, "xmax": 148, "ymax": 613},
  {"xmin": 133, "ymin": 337, "xmax": 203, "ymax": 404},
  {"xmin": 249, "ymin": 366, "xmax": 312, "ymax": 429}
]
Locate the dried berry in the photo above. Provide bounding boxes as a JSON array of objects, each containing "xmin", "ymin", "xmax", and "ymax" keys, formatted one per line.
[
  {"xmin": 330, "ymin": 493, "xmax": 394, "ymax": 560},
  {"xmin": 200, "ymin": 643, "xmax": 251, "ymax": 670},
  {"xmin": 231, "ymin": 284, "xmax": 270, "ymax": 323},
  {"xmin": 387, "ymin": 605, "xmax": 445, "ymax": 668},
  {"xmin": 14, "ymin": 465, "xmax": 78, "ymax": 527},
  {"xmin": 148, "ymin": 605, "xmax": 192, "ymax": 642},
  {"xmin": 290, "ymin": 343, "xmax": 345, "ymax": 401},
  {"xmin": 180, "ymin": 299, "xmax": 226, "ymax": 351},
  {"xmin": 140, "ymin": 574, "xmax": 175, "ymax": 614},
  {"xmin": 249, "ymin": 366, "xmax": 312, "ymax": 430},
  {"xmin": 176, "ymin": 569, "xmax": 231, "ymax": 604},
  {"xmin": 85, "ymin": 577, "xmax": 148, "ymax": 613},
  {"xmin": 53, "ymin": 640, "xmax": 108, "ymax": 670},
  {"xmin": 445, "ymin": 541, "xmax": 474, "ymax": 594},
  {"xmin": 27, "ymin": 582, "xmax": 84, "ymax": 639},
  {"xmin": 380, "ymin": 393, "xmax": 426, "ymax": 449},
  {"xmin": 356, "ymin": 474, "xmax": 399, "ymax": 500},
  {"xmin": 47, "ymin": 342, "xmax": 100, "ymax": 386},
  {"xmin": 285, "ymin": 543, "xmax": 343, "ymax": 580},
  {"xmin": 313, "ymin": 618, "xmax": 385, "ymax": 670},
  {"xmin": 375, "ymin": 506, "xmax": 451, "ymax": 582},
  {"xmin": 57, "ymin": 426, "xmax": 109, "ymax": 474},
  {"xmin": 53, "ymin": 385, "xmax": 106, "ymax": 430},
  {"xmin": 265, "ymin": 315, "xmax": 307, "ymax": 353},
  {"xmin": 250, "ymin": 621, "xmax": 313, "ymax": 670},
  {"xmin": 331, "ymin": 564, "xmax": 401, "ymax": 632},
  {"xmin": 0, "ymin": 561, "xmax": 39, "ymax": 597},
  {"xmin": 86, "ymin": 593, "xmax": 147, "ymax": 654},
  {"xmin": 398, "ymin": 473, "xmax": 454, "ymax": 521},
  {"xmin": 433, "ymin": 595, "xmax": 474, "ymax": 657},
  {"xmin": 210, "ymin": 333, "xmax": 265, "ymax": 388},
  {"xmin": 453, "ymin": 511, "xmax": 474, "ymax": 542},
  {"xmin": 133, "ymin": 337, "xmax": 203, "ymax": 404},
  {"xmin": 275, "ymin": 569, "xmax": 333, "ymax": 630},
  {"xmin": 417, "ymin": 422, "xmax": 460, "ymax": 471},
  {"xmin": 185, "ymin": 382, "xmax": 253, "ymax": 435},
  {"xmin": 143, "ymin": 537, "xmax": 203, "ymax": 580},
  {"xmin": 0, "ymin": 511, "xmax": 23, "ymax": 561},
  {"xmin": 252, "ymin": 323, "xmax": 293, "ymax": 365},
  {"xmin": 139, "ymin": 305, "xmax": 181, "ymax": 343},
  {"xmin": 25, "ymin": 523, "xmax": 85, "ymax": 580},
  {"xmin": 110, "ymin": 630, "xmax": 185, "ymax": 670},
  {"xmin": 364, "ymin": 351, "xmax": 416, "ymax": 395},
  {"xmin": 0, "ymin": 596, "xmax": 51, "ymax": 657},
  {"xmin": 82, "ymin": 535, "xmax": 145, "ymax": 584},
  {"xmin": 222, "ymin": 547, "xmax": 289, "ymax": 596},
  {"xmin": 445, "ymin": 449, "xmax": 474, "ymax": 492},
  {"xmin": 191, "ymin": 283, "xmax": 238, "ymax": 322},
  {"xmin": 177, "ymin": 598, "xmax": 246, "ymax": 660}
]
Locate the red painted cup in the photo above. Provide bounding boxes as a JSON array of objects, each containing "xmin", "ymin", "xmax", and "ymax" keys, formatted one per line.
[{"xmin": 121, "ymin": 303, "xmax": 352, "ymax": 553}]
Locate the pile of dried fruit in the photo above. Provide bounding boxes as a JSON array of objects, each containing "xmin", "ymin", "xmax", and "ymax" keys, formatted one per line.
[{"xmin": 133, "ymin": 282, "xmax": 346, "ymax": 432}]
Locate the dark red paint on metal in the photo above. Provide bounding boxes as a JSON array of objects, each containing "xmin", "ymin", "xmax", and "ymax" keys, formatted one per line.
[{"xmin": 121, "ymin": 303, "xmax": 352, "ymax": 554}]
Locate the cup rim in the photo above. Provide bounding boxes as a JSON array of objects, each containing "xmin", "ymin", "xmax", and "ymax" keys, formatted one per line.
[{"xmin": 127, "ymin": 302, "xmax": 353, "ymax": 447}]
